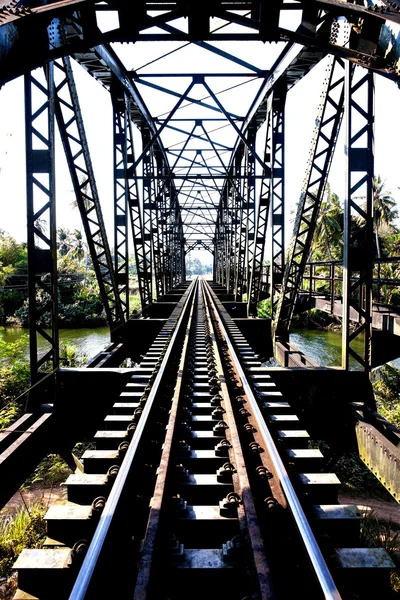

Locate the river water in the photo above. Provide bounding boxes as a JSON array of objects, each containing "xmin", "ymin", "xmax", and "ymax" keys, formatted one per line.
[
  {"xmin": 0, "ymin": 327, "xmax": 110, "ymax": 360},
  {"xmin": 1, "ymin": 326, "xmax": 398, "ymax": 371},
  {"xmin": 290, "ymin": 328, "xmax": 363, "ymax": 369}
]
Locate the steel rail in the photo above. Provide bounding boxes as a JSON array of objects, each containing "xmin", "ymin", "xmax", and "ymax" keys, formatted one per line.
[
  {"xmin": 132, "ymin": 279, "xmax": 197, "ymax": 599},
  {"xmin": 203, "ymin": 281, "xmax": 342, "ymax": 600},
  {"xmin": 68, "ymin": 279, "xmax": 197, "ymax": 600},
  {"xmin": 202, "ymin": 280, "xmax": 274, "ymax": 599}
]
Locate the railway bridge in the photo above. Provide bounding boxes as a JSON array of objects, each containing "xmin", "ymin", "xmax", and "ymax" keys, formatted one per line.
[{"xmin": 1, "ymin": 1, "xmax": 400, "ymax": 598}]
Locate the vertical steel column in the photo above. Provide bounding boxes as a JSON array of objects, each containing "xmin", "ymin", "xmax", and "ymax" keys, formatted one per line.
[
  {"xmin": 270, "ymin": 98, "xmax": 285, "ymax": 316},
  {"xmin": 342, "ymin": 65, "xmax": 374, "ymax": 372},
  {"xmin": 216, "ymin": 206, "xmax": 224, "ymax": 287},
  {"xmin": 213, "ymin": 235, "xmax": 217, "ymax": 282},
  {"xmin": 228, "ymin": 180, "xmax": 236, "ymax": 294},
  {"xmin": 223, "ymin": 185, "xmax": 231, "ymax": 292},
  {"xmin": 233, "ymin": 154, "xmax": 242, "ymax": 297},
  {"xmin": 154, "ymin": 159, "xmax": 165, "ymax": 299},
  {"xmin": 215, "ymin": 214, "xmax": 223, "ymax": 284},
  {"xmin": 246, "ymin": 124, "xmax": 257, "ymax": 297},
  {"xmin": 169, "ymin": 197, "xmax": 178, "ymax": 288},
  {"xmin": 178, "ymin": 214, "xmax": 185, "ymax": 283},
  {"xmin": 248, "ymin": 107, "xmax": 273, "ymax": 316},
  {"xmin": 112, "ymin": 93, "xmax": 129, "ymax": 319},
  {"xmin": 141, "ymin": 129, "xmax": 155, "ymax": 301},
  {"xmin": 235, "ymin": 147, "xmax": 247, "ymax": 300},
  {"xmin": 165, "ymin": 181, "xmax": 173, "ymax": 290},
  {"xmin": 219, "ymin": 213, "xmax": 225, "ymax": 287},
  {"xmin": 125, "ymin": 98, "xmax": 152, "ymax": 313},
  {"xmin": 173, "ymin": 201, "xmax": 182, "ymax": 286},
  {"xmin": 25, "ymin": 66, "xmax": 59, "ymax": 382},
  {"xmin": 159, "ymin": 174, "xmax": 169, "ymax": 293}
]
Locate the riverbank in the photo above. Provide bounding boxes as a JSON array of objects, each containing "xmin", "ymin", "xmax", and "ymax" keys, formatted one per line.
[
  {"xmin": 0, "ymin": 326, "xmax": 110, "ymax": 361},
  {"xmin": 292, "ymin": 308, "xmax": 342, "ymax": 330}
]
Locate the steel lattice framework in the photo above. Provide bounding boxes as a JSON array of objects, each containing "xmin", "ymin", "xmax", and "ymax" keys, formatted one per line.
[{"xmin": 1, "ymin": 0, "xmax": 400, "ymax": 376}]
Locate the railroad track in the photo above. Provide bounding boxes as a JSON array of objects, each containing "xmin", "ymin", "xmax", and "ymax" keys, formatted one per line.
[{"xmin": 13, "ymin": 279, "xmax": 395, "ymax": 600}]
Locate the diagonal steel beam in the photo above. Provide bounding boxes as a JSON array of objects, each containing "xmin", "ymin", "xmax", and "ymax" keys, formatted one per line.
[
  {"xmin": 53, "ymin": 56, "xmax": 125, "ymax": 336},
  {"xmin": 273, "ymin": 55, "xmax": 346, "ymax": 339}
]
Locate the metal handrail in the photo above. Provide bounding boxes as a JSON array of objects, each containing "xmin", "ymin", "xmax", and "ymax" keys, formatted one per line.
[
  {"xmin": 68, "ymin": 279, "xmax": 196, "ymax": 600},
  {"xmin": 204, "ymin": 282, "xmax": 342, "ymax": 600}
]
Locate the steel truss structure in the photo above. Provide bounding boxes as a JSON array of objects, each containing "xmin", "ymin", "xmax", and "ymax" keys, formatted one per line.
[
  {"xmin": 2, "ymin": 1, "xmax": 400, "ymax": 376},
  {"xmin": 273, "ymin": 54, "xmax": 346, "ymax": 339},
  {"xmin": 342, "ymin": 66, "xmax": 375, "ymax": 371},
  {"xmin": 53, "ymin": 56, "xmax": 124, "ymax": 333},
  {"xmin": 25, "ymin": 65, "xmax": 59, "ymax": 381}
]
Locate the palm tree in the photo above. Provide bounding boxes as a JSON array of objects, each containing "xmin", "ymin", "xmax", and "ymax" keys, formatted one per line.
[
  {"xmin": 372, "ymin": 175, "xmax": 398, "ymax": 258},
  {"xmin": 311, "ymin": 183, "xmax": 343, "ymax": 261},
  {"xmin": 57, "ymin": 227, "xmax": 71, "ymax": 257},
  {"xmin": 71, "ymin": 229, "xmax": 86, "ymax": 264}
]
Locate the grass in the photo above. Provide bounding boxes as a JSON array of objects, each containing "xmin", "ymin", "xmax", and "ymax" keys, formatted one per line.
[
  {"xmin": 361, "ymin": 511, "xmax": 400, "ymax": 595},
  {"xmin": 0, "ymin": 501, "xmax": 46, "ymax": 579},
  {"xmin": 372, "ymin": 363, "xmax": 400, "ymax": 429},
  {"xmin": 23, "ymin": 454, "xmax": 72, "ymax": 489}
]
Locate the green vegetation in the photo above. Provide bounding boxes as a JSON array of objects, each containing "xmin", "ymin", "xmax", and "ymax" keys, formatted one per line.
[
  {"xmin": 372, "ymin": 363, "xmax": 400, "ymax": 429},
  {"xmin": 24, "ymin": 455, "xmax": 72, "ymax": 489},
  {"xmin": 0, "ymin": 333, "xmax": 30, "ymax": 430},
  {"xmin": 311, "ymin": 183, "xmax": 343, "ymax": 261},
  {"xmin": 310, "ymin": 177, "xmax": 398, "ymax": 264},
  {"xmin": 361, "ymin": 511, "xmax": 400, "ymax": 595},
  {"xmin": 257, "ymin": 298, "xmax": 271, "ymax": 318},
  {"xmin": 335, "ymin": 451, "xmax": 390, "ymax": 499},
  {"xmin": 304, "ymin": 176, "xmax": 400, "ymax": 306},
  {"xmin": 0, "ymin": 228, "xmax": 142, "ymax": 328},
  {"xmin": 0, "ymin": 231, "xmax": 27, "ymax": 324},
  {"xmin": 0, "ymin": 336, "xmax": 87, "ymax": 433},
  {"xmin": 0, "ymin": 502, "xmax": 46, "ymax": 580},
  {"xmin": 186, "ymin": 255, "xmax": 212, "ymax": 277},
  {"xmin": 291, "ymin": 308, "xmax": 340, "ymax": 330}
]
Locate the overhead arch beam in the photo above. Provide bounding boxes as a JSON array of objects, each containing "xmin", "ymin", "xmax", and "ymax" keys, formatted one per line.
[{"xmin": 0, "ymin": 1, "xmax": 400, "ymax": 87}]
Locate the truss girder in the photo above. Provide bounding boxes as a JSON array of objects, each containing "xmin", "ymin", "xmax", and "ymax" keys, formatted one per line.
[
  {"xmin": 1, "ymin": 2, "xmax": 400, "ymax": 88},
  {"xmin": 246, "ymin": 125, "xmax": 257, "ymax": 297},
  {"xmin": 141, "ymin": 129, "xmax": 156, "ymax": 301},
  {"xmin": 112, "ymin": 93, "xmax": 129, "ymax": 319},
  {"xmin": 0, "ymin": 0, "xmax": 395, "ymax": 383},
  {"xmin": 270, "ymin": 101, "xmax": 286, "ymax": 315},
  {"xmin": 154, "ymin": 166, "xmax": 166, "ymax": 298},
  {"xmin": 228, "ymin": 182, "xmax": 237, "ymax": 295},
  {"xmin": 25, "ymin": 66, "xmax": 59, "ymax": 383},
  {"xmin": 273, "ymin": 55, "xmax": 346, "ymax": 337},
  {"xmin": 248, "ymin": 105, "xmax": 273, "ymax": 316},
  {"xmin": 342, "ymin": 66, "xmax": 375, "ymax": 372},
  {"xmin": 53, "ymin": 56, "xmax": 125, "ymax": 335}
]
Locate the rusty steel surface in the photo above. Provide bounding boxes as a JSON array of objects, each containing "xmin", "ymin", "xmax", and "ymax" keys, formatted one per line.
[
  {"xmin": 355, "ymin": 419, "xmax": 400, "ymax": 503},
  {"xmin": 133, "ymin": 281, "xmax": 198, "ymax": 599},
  {"xmin": 202, "ymin": 280, "xmax": 275, "ymax": 599},
  {"xmin": 68, "ymin": 281, "xmax": 196, "ymax": 600},
  {"xmin": 204, "ymin": 282, "xmax": 342, "ymax": 600}
]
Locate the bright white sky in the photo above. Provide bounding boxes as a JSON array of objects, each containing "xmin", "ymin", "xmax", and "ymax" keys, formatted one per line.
[{"xmin": 0, "ymin": 13, "xmax": 399, "ymax": 268}]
